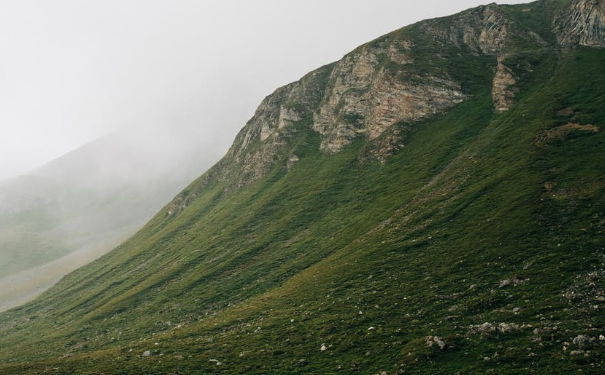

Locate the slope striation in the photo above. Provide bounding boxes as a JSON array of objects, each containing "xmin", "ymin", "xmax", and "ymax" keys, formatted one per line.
[{"xmin": 1, "ymin": 0, "xmax": 604, "ymax": 373}]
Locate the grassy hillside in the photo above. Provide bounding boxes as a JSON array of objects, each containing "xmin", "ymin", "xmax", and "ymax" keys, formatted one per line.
[
  {"xmin": 1, "ymin": 0, "xmax": 604, "ymax": 373},
  {"xmin": 0, "ymin": 125, "xmax": 222, "ymax": 312}
]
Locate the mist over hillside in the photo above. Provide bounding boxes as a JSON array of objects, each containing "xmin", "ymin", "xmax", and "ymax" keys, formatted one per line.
[
  {"xmin": 0, "ymin": 122, "xmax": 227, "ymax": 311},
  {"xmin": 1, "ymin": 0, "xmax": 605, "ymax": 373}
]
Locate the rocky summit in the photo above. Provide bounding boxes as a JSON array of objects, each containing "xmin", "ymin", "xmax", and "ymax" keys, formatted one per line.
[{"xmin": 1, "ymin": 0, "xmax": 604, "ymax": 374}]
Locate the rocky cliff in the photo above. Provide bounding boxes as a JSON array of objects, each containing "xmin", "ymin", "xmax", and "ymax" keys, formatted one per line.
[
  {"xmin": 555, "ymin": 0, "xmax": 605, "ymax": 46},
  {"xmin": 171, "ymin": 0, "xmax": 569, "ymax": 199},
  {"xmin": 166, "ymin": 0, "xmax": 605, "ymax": 221}
]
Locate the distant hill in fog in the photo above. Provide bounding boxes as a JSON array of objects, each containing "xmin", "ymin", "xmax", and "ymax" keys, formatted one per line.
[{"xmin": 0, "ymin": 124, "xmax": 224, "ymax": 311}]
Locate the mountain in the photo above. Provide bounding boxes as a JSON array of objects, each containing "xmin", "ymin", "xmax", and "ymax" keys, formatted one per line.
[
  {"xmin": 0, "ymin": 125, "xmax": 223, "ymax": 311},
  {"xmin": 1, "ymin": 0, "xmax": 604, "ymax": 373}
]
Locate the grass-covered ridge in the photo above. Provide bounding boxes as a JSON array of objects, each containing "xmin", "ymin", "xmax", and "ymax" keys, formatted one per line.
[{"xmin": 1, "ymin": 0, "xmax": 604, "ymax": 373}]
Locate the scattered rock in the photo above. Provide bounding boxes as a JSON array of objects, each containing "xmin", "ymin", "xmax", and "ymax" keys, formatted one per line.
[
  {"xmin": 499, "ymin": 277, "xmax": 527, "ymax": 288},
  {"xmin": 498, "ymin": 323, "xmax": 519, "ymax": 333},
  {"xmin": 469, "ymin": 322, "xmax": 520, "ymax": 335},
  {"xmin": 142, "ymin": 350, "xmax": 151, "ymax": 357},
  {"xmin": 209, "ymin": 359, "xmax": 223, "ymax": 366},
  {"xmin": 321, "ymin": 343, "xmax": 327, "ymax": 351},
  {"xmin": 425, "ymin": 335, "xmax": 446, "ymax": 350},
  {"xmin": 469, "ymin": 322, "xmax": 496, "ymax": 334},
  {"xmin": 287, "ymin": 154, "xmax": 300, "ymax": 170},
  {"xmin": 572, "ymin": 335, "xmax": 591, "ymax": 348}
]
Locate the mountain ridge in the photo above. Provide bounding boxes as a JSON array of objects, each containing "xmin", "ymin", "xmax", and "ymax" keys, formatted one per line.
[
  {"xmin": 169, "ymin": 0, "xmax": 581, "ymax": 198},
  {"xmin": 1, "ymin": 0, "xmax": 604, "ymax": 373}
]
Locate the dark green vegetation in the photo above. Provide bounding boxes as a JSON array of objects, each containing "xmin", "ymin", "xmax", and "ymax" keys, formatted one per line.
[{"xmin": 1, "ymin": 0, "xmax": 605, "ymax": 373}]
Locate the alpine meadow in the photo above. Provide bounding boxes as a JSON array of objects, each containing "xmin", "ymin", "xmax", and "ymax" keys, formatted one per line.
[{"xmin": 1, "ymin": 0, "xmax": 605, "ymax": 374}]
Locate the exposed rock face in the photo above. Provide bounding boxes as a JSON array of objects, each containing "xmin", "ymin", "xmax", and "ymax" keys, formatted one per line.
[
  {"xmin": 424, "ymin": 3, "xmax": 550, "ymax": 54},
  {"xmin": 229, "ymin": 66, "xmax": 332, "ymax": 185},
  {"xmin": 425, "ymin": 335, "xmax": 447, "ymax": 350},
  {"xmin": 204, "ymin": 2, "xmax": 565, "ymax": 187},
  {"xmin": 168, "ymin": 0, "xmax": 605, "ymax": 201},
  {"xmin": 388, "ymin": 39, "xmax": 415, "ymax": 64},
  {"xmin": 204, "ymin": 33, "xmax": 467, "ymax": 186},
  {"xmin": 421, "ymin": 4, "xmax": 511, "ymax": 55},
  {"xmin": 233, "ymin": 81, "xmax": 307, "ymax": 162},
  {"xmin": 555, "ymin": 0, "xmax": 605, "ymax": 47},
  {"xmin": 492, "ymin": 56, "xmax": 517, "ymax": 113},
  {"xmin": 313, "ymin": 47, "xmax": 466, "ymax": 153}
]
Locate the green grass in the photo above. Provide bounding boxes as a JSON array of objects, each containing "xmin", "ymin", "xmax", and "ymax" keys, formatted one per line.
[{"xmin": 1, "ymin": 1, "xmax": 604, "ymax": 374}]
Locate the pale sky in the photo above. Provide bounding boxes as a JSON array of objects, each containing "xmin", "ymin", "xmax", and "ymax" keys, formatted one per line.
[{"xmin": 0, "ymin": 0, "xmax": 531, "ymax": 182}]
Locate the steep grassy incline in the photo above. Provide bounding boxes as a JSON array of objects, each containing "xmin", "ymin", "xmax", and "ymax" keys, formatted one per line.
[{"xmin": 1, "ymin": 0, "xmax": 604, "ymax": 374}]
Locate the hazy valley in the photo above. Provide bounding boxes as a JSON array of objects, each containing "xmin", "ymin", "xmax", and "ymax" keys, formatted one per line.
[{"xmin": 0, "ymin": 124, "xmax": 224, "ymax": 311}]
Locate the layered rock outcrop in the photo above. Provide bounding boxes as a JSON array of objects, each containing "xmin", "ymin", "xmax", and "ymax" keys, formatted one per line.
[
  {"xmin": 174, "ymin": 0, "xmax": 605, "ymax": 198},
  {"xmin": 555, "ymin": 0, "xmax": 605, "ymax": 47},
  {"xmin": 492, "ymin": 56, "xmax": 517, "ymax": 113},
  {"xmin": 228, "ymin": 3, "xmax": 541, "ymax": 166},
  {"xmin": 420, "ymin": 4, "xmax": 545, "ymax": 55},
  {"xmin": 422, "ymin": 4, "xmax": 512, "ymax": 55},
  {"xmin": 313, "ymin": 46, "xmax": 466, "ymax": 153}
]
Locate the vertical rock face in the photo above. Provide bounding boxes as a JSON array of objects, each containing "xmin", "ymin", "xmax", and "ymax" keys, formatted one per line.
[
  {"xmin": 312, "ymin": 45, "xmax": 466, "ymax": 153},
  {"xmin": 421, "ymin": 4, "xmax": 512, "ymax": 55},
  {"xmin": 555, "ymin": 0, "xmax": 605, "ymax": 47},
  {"xmin": 183, "ymin": 0, "xmax": 605, "ymax": 194},
  {"xmin": 209, "ymin": 65, "xmax": 334, "ymax": 189},
  {"xmin": 220, "ymin": 31, "xmax": 467, "ymax": 181},
  {"xmin": 492, "ymin": 57, "xmax": 517, "ymax": 113},
  {"xmin": 195, "ymin": 3, "xmax": 525, "ymax": 190},
  {"xmin": 311, "ymin": 48, "xmax": 381, "ymax": 153},
  {"xmin": 475, "ymin": 5, "xmax": 511, "ymax": 54},
  {"xmin": 231, "ymin": 64, "xmax": 336, "ymax": 163},
  {"xmin": 234, "ymin": 83, "xmax": 298, "ymax": 157},
  {"xmin": 229, "ymin": 3, "xmax": 546, "ymax": 165},
  {"xmin": 420, "ymin": 3, "xmax": 553, "ymax": 114}
]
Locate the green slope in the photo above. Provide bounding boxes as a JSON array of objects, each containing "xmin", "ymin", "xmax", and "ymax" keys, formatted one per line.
[
  {"xmin": 0, "ymin": 126, "xmax": 221, "ymax": 312},
  {"xmin": 1, "ymin": 0, "xmax": 604, "ymax": 373}
]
